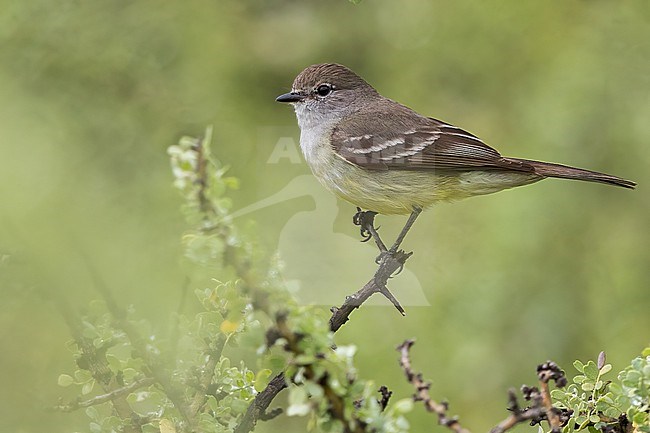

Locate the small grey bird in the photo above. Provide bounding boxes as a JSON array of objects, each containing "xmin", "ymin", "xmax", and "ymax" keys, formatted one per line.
[{"xmin": 276, "ymin": 63, "xmax": 635, "ymax": 247}]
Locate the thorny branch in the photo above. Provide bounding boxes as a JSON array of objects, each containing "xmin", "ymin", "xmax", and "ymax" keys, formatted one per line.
[
  {"xmin": 489, "ymin": 362, "xmax": 570, "ymax": 433},
  {"xmin": 397, "ymin": 339, "xmax": 471, "ymax": 433},
  {"xmin": 235, "ymin": 246, "xmax": 412, "ymax": 433},
  {"xmin": 488, "ymin": 388, "xmax": 547, "ymax": 433},
  {"xmin": 397, "ymin": 339, "xmax": 571, "ymax": 433},
  {"xmin": 329, "ymin": 248, "xmax": 411, "ymax": 331}
]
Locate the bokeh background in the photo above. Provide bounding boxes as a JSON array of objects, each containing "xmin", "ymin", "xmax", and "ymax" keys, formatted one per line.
[{"xmin": 1, "ymin": 1, "xmax": 648, "ymax": 432}]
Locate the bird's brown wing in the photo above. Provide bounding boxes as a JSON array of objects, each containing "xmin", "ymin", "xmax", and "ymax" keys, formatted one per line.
[{"xmin": 330, "ymin": 106, "xmax": 534, "ymax": 173}]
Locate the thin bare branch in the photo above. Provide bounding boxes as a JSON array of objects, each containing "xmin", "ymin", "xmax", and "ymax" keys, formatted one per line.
[
  {"xmin": 397, "ymin": 339, "xmax": 471, "ymax": 433},
  {"xmin": 329, "ymin": 249, "xmax": 411, "ymax": 331},
  {"xmin": 56, "ymin": 377, "xmax": 155, "ymax": 412}
]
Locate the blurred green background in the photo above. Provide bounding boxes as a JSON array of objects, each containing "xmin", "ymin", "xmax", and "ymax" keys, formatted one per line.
[{"xmin": 1, "ymin": 1, "xmax": 648, "ymax": 432}]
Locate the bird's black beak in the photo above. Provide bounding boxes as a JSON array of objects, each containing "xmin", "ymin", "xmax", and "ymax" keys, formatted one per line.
[{"xmin": 276, "ymin": 92, "xmax": 306, "ymax": 103}]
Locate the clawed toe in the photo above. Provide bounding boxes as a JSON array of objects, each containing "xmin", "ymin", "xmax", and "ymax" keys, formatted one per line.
[
  {"xmin": 375, "ymin": 249, "xmax": 412, "ymax": 276},
  {"xmin": 353, "ymin": 207, "xmax": 378, "ymax": 240}
]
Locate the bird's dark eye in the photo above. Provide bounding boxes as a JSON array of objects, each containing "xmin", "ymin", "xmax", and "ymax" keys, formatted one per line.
[{"xmin": 316, "ymin": 84, "xmax": 333, "ymax": 97}]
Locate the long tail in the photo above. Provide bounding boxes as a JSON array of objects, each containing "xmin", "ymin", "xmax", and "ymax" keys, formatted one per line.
[{"xmin": 506, "ymin": 158, "xmax": 636, "ymax": 189}]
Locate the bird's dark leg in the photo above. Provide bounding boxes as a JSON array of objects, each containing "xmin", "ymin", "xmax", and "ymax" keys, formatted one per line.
[
  {"xmin": 389, "ymin": 207, "xmax": 422, "ymax": 253},
  {"xmin": 352, "ymin": 207, "xmax": 387, "ymax": 252},
  {"xmin": 349, "ymin": 208, "xmax": 421, "ymax": 314},
  {"xmin": 372, "ymin": 207, "xmax": 422, "ymax": 274}
]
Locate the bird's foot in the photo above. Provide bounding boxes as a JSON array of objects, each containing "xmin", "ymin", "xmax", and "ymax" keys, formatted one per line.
[
  {"xmin": 352, "ymin": 207, "xmax": 379, "ymax": 242},
  {"xmin": 353, "ymin": 207, "xmax": 388, "ymax": 252},
  {"xmin": 375, "ymin": 249, "xmax": 413, "ymax": 276}
]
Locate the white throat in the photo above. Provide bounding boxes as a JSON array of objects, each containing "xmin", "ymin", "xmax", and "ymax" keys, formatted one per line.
[{"xmin": 293, "ymin": 103, "xmax": 339, "ymax": 168}]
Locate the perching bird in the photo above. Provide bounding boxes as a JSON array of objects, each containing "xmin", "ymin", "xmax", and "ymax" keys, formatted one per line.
[{"xmin": 276, "ymin": 63, "xmax": 636, "ymax": 250}]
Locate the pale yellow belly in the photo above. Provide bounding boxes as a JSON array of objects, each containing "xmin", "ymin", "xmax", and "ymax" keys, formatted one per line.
[{"xmin": 311, "ymin": 157, "xmax": 541, "ymax": 215}]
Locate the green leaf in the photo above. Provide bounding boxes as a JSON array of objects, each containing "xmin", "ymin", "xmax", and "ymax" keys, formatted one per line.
[
  {"xmin": 574, "ymin": 360, "xmax": 585, "ymax": 373},
  {"xmin": 392, "ymin": 398, "xmax": 414, "ymax": 414},
  {"xmin": 396, "ymin": 416, "xmax": 410, "ymax": 431},
  {"xmin": 85, "ymin": 406, "xmax": 100, "ymax": 422},
  {"xmin": 334, "ymin": 345, "xmax": 357, "ymax": 360},
  {"xmin": 74, "ymin": 369, "xmax": 92, "ymax": 383},
  {"xmin": 122, "ymin": 367, "xmax": 138, "ymax": 382},
  {"xmin": 58, "ymin": 374, "xmax": 74, "ymax": 387},
  {"xmin": 159, "ymin": 419, "xmax": 177, "ymax": 433},
  {"xmin": 608, "ymin": 382, "xmax": 622, "ymax": 394},
  {"xmin": 599, "ymin": 394, "xmax": 614, "ymax": 405},
  {"xmin": 574, "ymin": 374, "xmax": 587, "ymax": 384},
  {"xmin": 286, "ymin": 402, "xmax": 310, "ymax": 417},
  {"xmin": 81, "ymin": 379, "xmax": 96, "ymax": 395},
  {"xmin": 206, "ymin": 395, "xmax": 218, "ymax": 413},
  {"xmin": 603, "ymin": 407, "xmax": 619, "ymax": 418},
  {"xmin": 105, "ymin": 353, "xmax": 123, "ymax": 372},
  {"xmin": 599, "ymin": 364, "xmax": 612, "ymax": 375},
  {"xmin": 643, "ymin": 364, "xmax": 650, "ymax": 378},
  {"xmin": 254, "ymin": 369, "xmax": 272, "ymax": 392},
  {"xmin": 581, "ymin": 382, "xmax": 595, "ymax": 392},
  {"xmin": 230, "ymin": 398, "xmax": 250, "ymax": 414},
  {"xmin": 631, "ymin": 358, "xmax": 643, "ymax": 371},
  {"xmin": 294, "ymin": 354, "xmax": 316, "ymax": 365},
  {"xmin": 288, "ymin": 386, "xmax": 307, "ymax": 406},
  {"xmin": 625, "ymin": 370, "xmax": 642, "ymax": 384},
  {"xmin": 633, "ymin": 411, "xmax": 647, "ymax": 424},
  {"xmin": 584, "ymin": 361, "xmax": 599, "ymax": 380},
  {"xmin": 265, "ymin": 354, "xmax": 287, "ymax": 372}
]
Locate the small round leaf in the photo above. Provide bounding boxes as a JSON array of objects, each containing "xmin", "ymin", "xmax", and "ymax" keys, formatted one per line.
[{"xmin": 57, "ymin": 374, "xmax": 74, "ymax": 387}]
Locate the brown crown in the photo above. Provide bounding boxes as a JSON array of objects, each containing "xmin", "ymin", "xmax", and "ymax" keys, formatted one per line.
[{"xmin": 292, "ymin": 63, "xmax": 375, "ymax": 93}]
